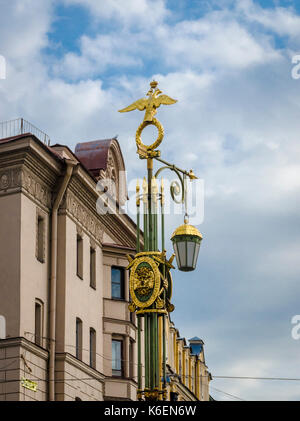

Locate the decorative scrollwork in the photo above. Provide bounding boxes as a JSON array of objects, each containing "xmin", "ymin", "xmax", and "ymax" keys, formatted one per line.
[{"xmin": 154, "ymin": 165, "xmax": 185, "ymax": 205}]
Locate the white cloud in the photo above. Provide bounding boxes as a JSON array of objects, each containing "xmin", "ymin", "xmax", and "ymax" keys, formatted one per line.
[
  {"xmin": 0, "ymin": 0, "xmax": 53, "ymax": 60},
  {"xmin": 53, "ymin": 33, "xmax": 144, "ymax": 79},
  {"xmin": 53, "ymin": 4, "xmax": 282, "ymax": 80},
  {"xmin": 62, "ymin": 0, "xmax": 169, "ymax": 27},
  {"xmin": 275, "ymin": 165, "xmax": 300, "ymax": 192},
  {"xmin": 237, "ymin": 0, "xmax": 300, "ymax": 38},
  {"xmin": 159, "ymin": 13, "xmax": 280, "ymax": 70}
]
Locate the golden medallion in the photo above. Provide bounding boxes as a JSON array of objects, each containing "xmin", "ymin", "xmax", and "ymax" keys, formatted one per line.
[{"xmin": 129, "ymin": 256, "xmax": 161, "ymax": 309}]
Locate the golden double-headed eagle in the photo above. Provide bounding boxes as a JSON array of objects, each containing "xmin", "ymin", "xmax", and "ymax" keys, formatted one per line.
[{"xmin": 118, "ymin": 81, "xmax": 177, "ymax": 122}]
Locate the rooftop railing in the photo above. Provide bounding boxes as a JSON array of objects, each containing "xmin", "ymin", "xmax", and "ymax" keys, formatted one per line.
[{"xmin": 0, "ymin": 118, "xmax": 50, "ymax": 145}]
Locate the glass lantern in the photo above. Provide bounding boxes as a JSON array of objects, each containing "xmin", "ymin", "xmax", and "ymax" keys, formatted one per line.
[{"xmin": 171, "ymin": 222, "xmax": 202, "ymax": 272}]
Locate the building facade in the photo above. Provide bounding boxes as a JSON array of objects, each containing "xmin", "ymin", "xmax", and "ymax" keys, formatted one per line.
[
  {"xmin": 165, "ymin": 320, "xmax": 212, "ymax": 401},
  {"xmin": 0, "ymin": 122, "xmax": 211, "ymax": 401}
]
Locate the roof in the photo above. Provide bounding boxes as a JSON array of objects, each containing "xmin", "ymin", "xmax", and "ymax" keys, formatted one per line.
[
  {"xmin": 189, "ymin": 337, "xmax": 204, "ymax": 356},
  {"xmin": 75, "ymin": 138, "xmax": 115, "ymax": 178},
  {"xmin": 189, "ymin": 336, "xmax": 203, "ymax": 342}
]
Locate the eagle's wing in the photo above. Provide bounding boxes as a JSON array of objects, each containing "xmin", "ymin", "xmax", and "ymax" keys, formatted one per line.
[
  {"xmin": 154, "ymin": 95, "xmax": 177, "ymax": 108},
  {"xmin": 118, "ymin": 98, "xmax": 148, "ymax": 113}
]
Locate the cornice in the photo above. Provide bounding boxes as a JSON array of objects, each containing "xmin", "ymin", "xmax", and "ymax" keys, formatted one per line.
[
  {"xmin": 0, "ymin": 165, "xmax": 53, "ymax": 212},
  {"xmin": 175, "ymin": 382, "xmax": 198, "ymax": 401},
  {"xmin": 104, "ymin": 377, "xmax": 137, "ymax": 386},
  {"xmin": 103, "ymin": 315, "xmax": 137, "ymax": 331},
  {"xmin": 0, "ymin": 137, "xmax": 62, "ymax": 187},
  {"xmin": 64, "ymin": 177, "xmax": 137, "ymax": 249},
  {"xmin": 0, "ymin": 336, "xmax": 49, "ymax": 360},
  {"xmin": 61, "ymin": 189, "xmax": 104, "ymax": 246},
  {"xmin": 70, "ymin": 170, "xmax": 137, "ymax": 242},
  {"xmin": 55, "ymin": 352, "xmax": 105, "ymax": 382},
  {"xmin": 0, "ymin": 139, "xmax": 63, "ymax": 211}
]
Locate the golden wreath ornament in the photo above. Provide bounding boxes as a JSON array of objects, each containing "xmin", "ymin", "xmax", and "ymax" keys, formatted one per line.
[
  {"xmin": 118, "ymin": 80, "xmax": 177, "ymax": 156},
  {"xmin": 136, "ymin": 117, "xmax": 164, "ymax": 152}
]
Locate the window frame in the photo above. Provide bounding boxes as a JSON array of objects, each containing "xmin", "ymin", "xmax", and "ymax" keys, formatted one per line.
[
  {"xmin": 36, "ymin": 213, "xmax": 45, "ymax": 263},
  {"xmin": 76, "ymin": 235, "xmax": 83, "ymax": 279},
  {"xmin": 112, "ymin": 338, "xmax": 123, "ymax": 377},
  {"xmin": 89, "ymin": 327, "xmax": 96, "ymax": 369},
  {"xmin": 76, "ymin": 317, "xmax": 83, "ymax": 360},
  {"xmin": 90, "ymin": 247, "xmax": 96, "ymax": 289},
  {"xmin": 34, "ymin": 299, "xmax": 43, "ymax": 346},
  {"xmin": 111, "ymin": 266, "xmax": 125, "ymax": 300},
  {"xmin": 129, "ymin": 339, "xmax": 135, "ymax": 379}
]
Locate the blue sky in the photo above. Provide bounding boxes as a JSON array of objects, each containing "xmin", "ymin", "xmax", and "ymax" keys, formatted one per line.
[{"xmin": 1, "ymin": 0, "xmax": 300, "ymax": 401}]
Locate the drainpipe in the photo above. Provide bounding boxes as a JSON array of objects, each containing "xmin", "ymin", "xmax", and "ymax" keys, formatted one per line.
[{"xmin": 49, "ymin": 159, "xmax": 77, "ymax": 401}]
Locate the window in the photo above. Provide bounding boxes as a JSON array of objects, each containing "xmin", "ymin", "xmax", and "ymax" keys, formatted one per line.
[
  {"xmin": 170, "ymin": 392, "xmax": 178, "ymax": 401},
  {"xmin": 111, "ymin": 267, "xmax": 124, "ymax": 299},
  {"xmin": 36, "ymin": 215, "xmax": 45, "ymax": 263},
  {"xmin": 90, "ymin": 247, "xmax": 96, "ymax": 289},
  {"xmin": 35, "ymin": 300, "xmax": 43, "ymax": 346},
  {"xmin": 129, "ymin": 339, "xmax": 134, "ymax": 379},
  {"xmin": 112, "ymin": 339, "xmax": 123, "ymax": 376},
  {"xmin": 178, "ymin": 352, "xmax": 182, "ymax": 379},
  {"xmin": 191, "ymin": 365, "xmax": 194, "ymax": 391},
  {"xmin": 77, "ymin": 235, "xmax": 83, "ymax": 279},
  {"xmin": 90, "ymin": 328, "xmax": 96, "ymax": 369},
  {"xmin": 76, "ymin": 318, "xmax": 82, "ymax": 360}
]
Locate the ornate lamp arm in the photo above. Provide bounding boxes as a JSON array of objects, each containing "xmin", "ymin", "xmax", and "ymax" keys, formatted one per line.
[{"xmin": 154, "ymin": 156, "xmax": 197, "ymax": 205}]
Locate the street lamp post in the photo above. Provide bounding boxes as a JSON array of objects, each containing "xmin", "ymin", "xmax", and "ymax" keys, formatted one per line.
[{"xmin": 119, "ymin": 81, "xmax": 203, "ymax": 401}]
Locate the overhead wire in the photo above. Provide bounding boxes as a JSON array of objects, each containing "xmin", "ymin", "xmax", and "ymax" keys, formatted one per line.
[{"xmin": 210, "ymin": 386, "xmax": 246, "ymax": 401}]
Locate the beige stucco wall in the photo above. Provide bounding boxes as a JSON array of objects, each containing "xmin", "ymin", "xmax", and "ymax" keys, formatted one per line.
[
  {"xmin": 0, "ymin": 338, "xmax": 48, "ymax": 401},
  {"xmin": 56, "ymin": 213, "xmax": 104, "ymax": 372},
  {"xmin": 19, "ymin": 194, "xmax": 49, "ymax": 346},
  {"xmin": 55, "ymin": 353, "xmax": 104, "ymax": 401},
  {"xmin": 0, "ymin": 194, "xmax": 21, "ymax": 338}
]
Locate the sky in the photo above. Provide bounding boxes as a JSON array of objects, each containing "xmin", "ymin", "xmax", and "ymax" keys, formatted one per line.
[{"xmin": 1, "ymin": 0, "xmax": 300, "ymax": 401}]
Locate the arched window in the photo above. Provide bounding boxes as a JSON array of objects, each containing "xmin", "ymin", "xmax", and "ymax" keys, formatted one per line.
[
  {"xmin": 90, "ymin": 247, "xmax": 96, "ymax": 289},
  {"xmin": 76, "ymin": 318, "xmax": 83, "ymax": 360},
  {"xmin": 178, "ymin": 352, "xmax": 182, "ymax": 379},
  {"xmin": 36, "ymin": 214, "xmax": 45, "ymax": 263},
  {"xmin": 35, "ymin": 299, "xmax": 43, "ymax": 346},
  {"xmin": 77, "ymin": 235, "xmax": 83, "ymax": 279},
  {"xmin": 90, "ymin": 328, "xmax": 96, "ymax": 369}
]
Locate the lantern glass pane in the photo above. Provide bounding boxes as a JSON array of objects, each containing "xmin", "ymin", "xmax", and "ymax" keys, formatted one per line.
[
  {"xmin": 192, "ymin": 243, "xmax": 200, "ymax": 268},
  {"xmin": 187, "ymin": 241, "xmax": 195, "ymax": 268},
  {"xmin": 173, "ymin": 242, "xmax": 180, "ymax": 267},
  {"xmin": 177, "ymin": 241, "xmax": 187, "ymax": 268}
]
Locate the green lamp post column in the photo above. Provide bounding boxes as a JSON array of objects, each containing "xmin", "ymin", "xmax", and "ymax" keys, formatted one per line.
[{"xmin": 121, "ymin": 80, "xmax": 202, "ymax": 401}]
